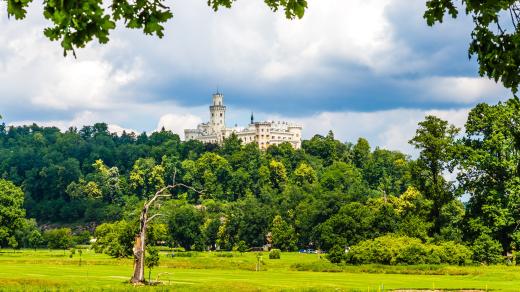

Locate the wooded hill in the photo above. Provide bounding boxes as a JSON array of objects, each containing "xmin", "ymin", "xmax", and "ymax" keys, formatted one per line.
[{"xmin": 0, "ymin": 98, "xmax": 519, "ymax": 265}]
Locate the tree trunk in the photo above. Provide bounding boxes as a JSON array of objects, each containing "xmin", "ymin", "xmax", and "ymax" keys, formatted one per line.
[
  {"xmin": 130, "ymin": 205, "xmax": 148, "ymax": 284},
  {"xmin": 128, "ymin": 180, "xmax": 201, "ymax": 285}
]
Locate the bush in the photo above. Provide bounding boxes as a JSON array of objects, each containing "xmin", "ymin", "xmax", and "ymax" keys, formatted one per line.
[
  {"xmin": 73, "ymin": 231, "xmax": 91, "ymax": 245},
  {"xmin": 92, "ymin": 220, "xmax": 136, "ymax": 258},
  {"xmin": 436, "ymin": 241, "xmax": 473, "ymax": 265},
  {"xmin": 43, "ymin": 228, "xmax": 74, "ymax": 250},
  {"xmin": 234, "ymin": 240, "xmax": 248, "ymax": 253},
  {"xmin": 345, "ymin": 235, "xmax": 472, "ymax": 265},
  {"xmin": 327, "ymin": 245, "xmax": 346, "ymax": 264},
  {"xmin": 395, "ymin": 242, "xmax": 430, "ymax": 265},
  {"xmin": 145, "ymin": 246, "xmax": 160, "ymax": 282},
  {"xmin": 472, "ymin": 234, "xmax": 503, "ymax": 264},
  {"xmin": 269, "ymin": 249, "xmax": 281, "ymax": 259}
]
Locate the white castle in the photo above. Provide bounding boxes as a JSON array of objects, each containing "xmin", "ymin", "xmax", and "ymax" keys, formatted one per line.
[{"xmin": 184, "ymin": 92, "xmax": 302, "ymax": 150}]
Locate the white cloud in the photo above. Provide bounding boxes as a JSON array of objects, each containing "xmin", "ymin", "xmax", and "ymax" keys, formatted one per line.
[
  {"xmin": 269, "ymin": 107, "xmax": 472, "ymax": 156},
  {"xmin": 0, "ymin": 0, "xmax": 509, "ymax": 155},
  {"xmin": 9, "ymin": 111, "xmax": 134, "ymax": 132},
  {"xmin": 108, "ymin": 124, "xmax": 138, "ymax": 135},
  {"xmin": 30, "ymin": 60, "xmax": 142, "ymax": 110},
  {"xmin": 157, "ymin": 113, "xmax": 202, "ymax": 136},
  {"xmin": 0, "ymin": 14, "xmax": 143, "ymax": 112},
  {"xmin": 410, "ymin": 76, "xmax": 509, "ymax": 104},
  {"xmin": 103, "ymin": 0, "xmax": 412, "ymax": 89}
]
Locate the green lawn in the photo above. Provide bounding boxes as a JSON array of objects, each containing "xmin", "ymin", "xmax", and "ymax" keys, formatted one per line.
[{"xmin": 1, "ymin": 249, "xmax": 519, "ymax": 291}]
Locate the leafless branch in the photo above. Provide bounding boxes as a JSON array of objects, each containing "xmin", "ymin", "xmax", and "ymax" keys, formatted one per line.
[
  {"xmin": 497, "ymin": 17, "xmax": 506, "ymax": 34},
  {"xmin": 174, "ymin": 183, "xmax": 205, "ymax": 194},
  {"xmin": 146, "ymin": 213, "xmax": 164, "ymax": 223},
  {"xmin": 143, "ymin": 167, "xmax": 205, "ymax": 210},
  {"xmin": 509, "ymin": 2, "xmax": 520, "ymax": 29},
  {"xmin": 172, "ymin": 168, "xmax": 177, "ymax": 184},
  {"xmin": 145, "ymin": 186, "xmax": 175, "ymax": 209}
]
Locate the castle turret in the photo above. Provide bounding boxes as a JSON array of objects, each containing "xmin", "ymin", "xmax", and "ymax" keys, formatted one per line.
[{"xmin": 210, "ymin": 92, "xmax": 226, "ymax": 136}]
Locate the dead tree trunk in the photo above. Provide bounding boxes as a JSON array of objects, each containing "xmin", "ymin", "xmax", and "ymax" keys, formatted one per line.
[
  {"xmin": 130, "ymin": 178, "xmax": 202, "ymax": 284},
  {"xmin": 130, "ymin": 203, "xmax": 149, "ymax": 283}
]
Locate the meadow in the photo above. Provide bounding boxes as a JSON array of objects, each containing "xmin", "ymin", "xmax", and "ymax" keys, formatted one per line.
[{"xmin": 1, "ymin": 249, "xmax": 520, "ymax": 291}]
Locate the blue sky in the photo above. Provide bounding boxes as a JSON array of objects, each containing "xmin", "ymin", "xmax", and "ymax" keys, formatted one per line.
[{"xmin": 0, "ymin": 0, "xmax": 511, "ymax": 154}]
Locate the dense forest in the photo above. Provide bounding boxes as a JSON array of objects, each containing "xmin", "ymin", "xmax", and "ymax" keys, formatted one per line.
[{"xmin": 0, "ymin": 98, "xmax": 519, "ymax": 265}]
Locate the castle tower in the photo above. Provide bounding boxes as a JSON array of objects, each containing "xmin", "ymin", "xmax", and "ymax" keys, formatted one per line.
[{"xmin": 210, "ymin": 92, "xmax": 226, "ymax": 135}]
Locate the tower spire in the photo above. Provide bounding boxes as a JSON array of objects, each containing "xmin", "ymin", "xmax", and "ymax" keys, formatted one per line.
[{"xmin": 251, "ymin": 112, "xmax": 254, "ymax": 124}]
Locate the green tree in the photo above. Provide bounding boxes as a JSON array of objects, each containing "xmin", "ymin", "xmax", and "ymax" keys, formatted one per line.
[
  {"xmin": 130, "ymin": 158, "xmax": 165, "ymax": 198},
  {"xmin": 270, "ymin": 215, "xmax": 297, "ymax": 251},
  {"xmin": 0, "ymin": 179, "xmax": 26, "ymax": 248},
  {"xmin": 166, "ymin": 203, "xmax": 204, "ymax": 250},
  {"xmin": 27, "ymin": 229, "xmax": 44, "ymax": 249},
  {"xmin": 13, "ymin": 218, "xmax": 42, "ymax": 249},
  {"xmin": 425, "ymin": 0, "xmax": 520, "ymax": 92},
  {"xmin": 327, "ymin": 245, "xmax": 346, "ymax": 264},
  {"xmin": 145, "ymin": 246, "xmax": 160, "ymax": 282},
  {"xmin": 5, "ymin": 0, "xmax": 307, "ymax": 56},
  {"xmin": 472, "ymin": 234, "xmax": 503, "ymax": 265},
  {"xmin": 409, "ymin": 115, "xmax": 459, "ymax": 233},
  {"xmin": 182, "ymin": 152, "xmax": 231, "ymax": 200},
  {"xmin": 268, "ymin": 160, "xmax": 288, "ymax": 190},
  {"xmin": 43, "ymin": 228, "xmax": 74, "ymax": 250},
  {"xmin": 302, "ymin": 132, "xmax": 339, "ymax": 166},
  {"xmin": 393, "ymin": 187, "xmax": 433, "ymax": 240},
  {"xmin": 315, "ymin": 202, "xmax": 375, "ymax": 250},
  {"xmin": 91, "ymin": 159, "xmax": 123, "ymax": 203},
  {"xmin": 235, "ymin": 240, "xmax": 248, "ymax": 253},
  {"xmin": 352, "ymin": 138, "xmax": 371, "ymax": 169},
  {"xmin": 293, "ymin": 162, "xmax": 317, "ymax": 186},
  {"xmin": 459, "ymin": 99, "xmax": 520, "ymax": 249},
  {"xmin": 319, "ymin": 162, "xmax": 367, "ymax": 200},
  {"xmin": 92, "ymin": 220, "xmax": 136, "ymax": 257},
  {"xmin": 221, "ymin": 133, "xmax": 242, "ymax": 156},
  {"xmin": 437, "ymin": 199, "xmax": 465, "ymax": 242}
]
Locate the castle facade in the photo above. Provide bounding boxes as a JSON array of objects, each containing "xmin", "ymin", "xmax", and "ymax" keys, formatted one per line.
[{"xmin": 184, "ymin": 92, "xmax": 302, "ymax": 150}]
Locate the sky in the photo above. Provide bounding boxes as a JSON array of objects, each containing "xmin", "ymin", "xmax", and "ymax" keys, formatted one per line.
[{"xmin": 0, "ymin": 0, "xmax": 512, "ymax": 155}]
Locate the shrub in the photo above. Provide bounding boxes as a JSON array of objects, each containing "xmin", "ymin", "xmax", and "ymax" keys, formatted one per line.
[
  {"xmin": 145, "ymin": 247, "xmax": 160, "ymax": 282},
  {"xmin": 327, "ymin": 245, "xmax": 346, "ymax": 264},
  {"xmin": 73, "ymin": 230, "xmax": 91, "ymax": 245},
  {"xmin": 395, "ymin": 242, "xmax": 430, "ymax": 265},
  {"xmin": 472, "ymin": 234, "xmax": 503, "ymax": 264},
  {"xmin": 269, "ymin": 249, "xmax": 281, "ymax": 259},
  {"xmin": 92, "ymin": 220, "xmax": 136, "ymax": 258},
  {"xmin": 436, "ymin": 241, "xmax": 473, "ymax": 265},
  {"xmin": 43, "ymin": 228, "xmax": 74, "ymax": 250},
  {"xmin": 234, "ymin": 240, "xmax": 248, "ymax": 253},
  {"xmin": 345, "ymin": 235, "xmax": 473, "ymax": 265}
]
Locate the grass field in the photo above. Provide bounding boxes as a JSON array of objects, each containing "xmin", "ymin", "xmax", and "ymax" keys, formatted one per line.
[{"xmin": 1, "ymin": 249, "xmax": 520, "ymax": 291}]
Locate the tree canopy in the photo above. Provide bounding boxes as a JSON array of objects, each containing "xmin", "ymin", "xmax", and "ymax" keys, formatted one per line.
[
  {"xmin": 4, "ymin": 0, "xmax": 307, "ymax": 56},
  {"xmin": 425, "ymin": 0, "xmax": 520, "ymax": 92}
]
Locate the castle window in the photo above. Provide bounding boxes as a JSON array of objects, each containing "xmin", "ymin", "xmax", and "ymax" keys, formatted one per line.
[{"xmin": 220, "ymin": 113, "xmax": 222, "ymax": 117}]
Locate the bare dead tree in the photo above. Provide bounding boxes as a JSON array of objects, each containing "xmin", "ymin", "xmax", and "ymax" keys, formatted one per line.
[{"xmin": 130, "ymin": 170, "xmax": 202, "ymax": 284}]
